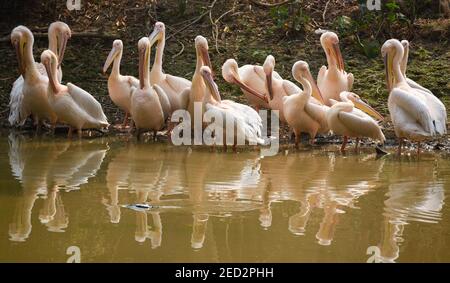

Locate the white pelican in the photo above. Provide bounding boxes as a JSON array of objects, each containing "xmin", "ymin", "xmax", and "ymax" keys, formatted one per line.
[
  {"xmin": 103, "ymin": 39, "xmax": 139, "ymax": 127},
  {"xmin": 283, "ymin": 61, "xmax": 329, "ymax": 147},
  {"xmin": 148, "ymin": 22, "xmax": 191, "ymax": 111},
  {"xmin": 317, "ymin": 31, "xmax": 354, "ymax": 106},
  {"xmin": 201, "ymin": 66, "xmax": 264, "ymax": 151},
  {"xmin": 9, "ymin": 22, "xmax": 71, "ymax": 127},
  {"xmin": 41, "ymin": 50, "xmax": 109, "ymax": 138},
  {"xmin": 263, "ymin": 55, "xmax": 325, "ymax": 123},
  {"xmin": 382, "ymin": 39, "xmax": 447, "ymax": 154},
  {"xmin": 327, "ymin": 91, "xmax": 385, "ymax": 152},
  {"xmin": 221, "ymin": 57, "xmax": 275, "ymax": 111},
  {"xmin": 130, "ymin": 37, "xmax": 171, "ymax": 140},
  {"xmin": 187, "ymin": 35, "xmax": 213, "ymax": 121},
  {"xmin": 10, "ymin": 26, "xmax": 57, "ymax": 130}
]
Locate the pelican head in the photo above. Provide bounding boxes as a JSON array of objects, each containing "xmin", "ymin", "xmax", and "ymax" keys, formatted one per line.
[
  {"xmin": 148, "ymin": 21, "xmax": 165, "ymax": 46},
  {"xmin": 292, "ymin": 60, "xmax": 325, "ymax": 104},
  {"xmin": 49, "ymin": 21, "xmax": 71, "ymax": 67},
  {"xmin": 41, "ymin": 50, "xmax": 59, "ymax": 93},
  {"xmin": 222, "ymin": 59, "xmax": 268, "ymax": 103},
  {"xmin": 381, "ymin": 39, "xmax": 403, "ymax": 92},
  {"xmin": 195, "ymin": 35, "xmax": 213, "ymax": 75},
  {"xmin": 201, "ymin": 66, "xmax": 221, "ymax": 102},
  {"xmin": 11, "ymin": 27, "xmax": 26, "ymax": 76},
  {"xmin": 263, "ymin": 55, "xmax": 275, "ymax": 100},
  {"xmin": 103, "ymin": 39, "xmax": 123, "ymax": 74},
  {"xmin": 320, "ymin": 31, "xmax": 344, "ymax": 71},
  {"xmin": 340, "ymin": 91, "xmax": 384, "ymax": 121},
  {"xmin": 138, "ymin": 37, "xmax": 151, "ymax": 89}
]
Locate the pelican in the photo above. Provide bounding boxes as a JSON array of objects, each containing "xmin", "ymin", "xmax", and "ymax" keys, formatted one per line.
[
  {"xmin": 187, "ymin": 35, "xmax": 213, "ymax": 121},
  {"xmin": 9, "ymin": 22, "xmax": 71, "ymax": 127},
  {"xmin": 327, "ymin": 91, "xmax": 385, "ymax": 152},
  {"xmin": 221, "ymin": 58, "xmax": 274, "ymax": 111},
  {"xmin": 10, "ymin": 26, "xmax": 57, "ymax": 130},
  {"xmin": 382, "ymin": 39, "xmax": 447, "ymax": 155},
  {"xmin": 201, "ymin": 66, "xmax": 264, "ymax": 150},
  {"xmin": 130, "ymin": 37, "xmax": 171, "ymax": 140},
  {"xmin": 41, "ymin": 50, "xmax": 109, "ymax": 138},
  {"xmin": 283, "ymin": 61, "xmax": 329, "ymax": 147},
  {"xmin": 317, "ymin": 31, "xmax": 354, "ymax": 106},
  {"xmin": 263, "ymin": 55, "xmax": 325, "ymax": 123},
  {"xmin": 148, "ymin": 22, "xmax": 191, "ymax": 111},
  {"xmin": 103, "ymin": 39, "xmax": 139, "ymax": 127}
]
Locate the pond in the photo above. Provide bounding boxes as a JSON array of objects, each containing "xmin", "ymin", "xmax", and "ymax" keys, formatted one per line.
[{"xmin": 0, "ymin": 133, "xmax": 449, "ymax": 263}]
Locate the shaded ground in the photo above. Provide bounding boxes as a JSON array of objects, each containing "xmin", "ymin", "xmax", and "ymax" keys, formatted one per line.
[{"xmin": 0, "ymin": 0, "xmax": 449, "ymax": 150}]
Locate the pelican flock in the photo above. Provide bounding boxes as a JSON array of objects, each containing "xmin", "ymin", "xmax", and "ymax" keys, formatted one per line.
[{"xmin": 5, "ymin": 21, "xmax": 447, "ymax": 156}]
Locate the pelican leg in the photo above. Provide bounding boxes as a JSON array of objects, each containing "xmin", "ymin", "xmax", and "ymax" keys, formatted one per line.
[
  {"xmin": 355, "ymin": 138, "xmax": 360, "ymax": 153},
  {"xmin": 417, "ymin": 142, "xmax": 421, "ymax": 156},
  {"xmin": 340, "ymin": 136, "xmax": 348, "ymax": 152},
  {"xmin": 397, "ymin": 138, "xmax": 403, "ymax": 155},
  {"xmin": 51, "ymin": 122, "xmax": 56, "ymax": 136},
  {"xmin": 295, "ymin": 133, "xmax": 300, "ymax": 149},
  {"xmin": 67, "ymin": 126, "xmax": 73, "ymax": 139},
  {"xmin": 233, "ymin": 142, "xmax": 237, "ymax": 153},
  {"xmin": 122, "ymin": 113, "xmax": 129, "ymax": 128},
  {"xmin": 136, "ymin": 129, "xmax": 141, "ymax": 141},
  {"xmin": 153, "ymin": 130, "xmax": 158, "ymax": 141},
  {"xmin": 77, "ymin": 129, "xmax": 82, "ymax": 139}
]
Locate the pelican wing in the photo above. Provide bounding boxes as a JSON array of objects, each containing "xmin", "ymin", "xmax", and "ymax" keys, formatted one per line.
[
  {"xmin": 305, "ymin": 102, "xmax": 329, "ymax": 132},
  {"xmin": 389, "ymin": 88, "xmax": 435, "ymax": 136},
  {"xmin": 152, "ymin": 84, "xmax": 172, "ymax": 120},
  {"xmin": 165, "ymin": 74, "xmax": 192, "ymax": 93},
  {"xmin": 8, "ymin": 76, "xmax": 28, "ymax": 126},
  {"xmin": 67, "ymin": 83, "xmax": 108, "ymax": 125},
  {"xmin": 338, "ymin": 111, "xmax": 385, "ymax": 141},
  {"xmin": 422, "ymin": 91, "xmax": 447, "ymax": 135},
  {"xmin": 406, "ymin": 78, "xmax": 432, "ymax": 94},
  {"xmin": 222, "ymin": 100, "xmax": 264, "ymax": 144}
]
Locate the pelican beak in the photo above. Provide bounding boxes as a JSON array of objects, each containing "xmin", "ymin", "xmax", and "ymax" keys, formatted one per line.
[
  {"xmin": 266, "ymin": 70, "xmax": 273, "ymax": 100},
  {"xmin": 354, "ymin": 98, "xmax": 384, "ymax": 121},
  {"xmin": 43, "ymin": 58, "xmax": 58, "ymax": 93},
  {"xmin": 148, "ymin": 28, "xmax": 160, "ymax": 46},
  {"xmin": 332, "ymin": 43, "xmax": 344, "ymax": 71},
  {"xmin": 202, "ymin": 70, "xmax": 221, "ymax": 102},
  {"xmin": 305, "ymin": 70, "xmax": 325, "ymax": 105},
  {"xmin": 103, "ymin": 45, "xmax": 118, "ymax": 74},
  {"xmin": 230, "ymin": 70, "xmax": 268, "ymax": 103},
  {"xmin": 201, "ymin": 47, "xmax": 214, "ymax": 77},
  {"xmin": 14, "ymin": 40, "xmax": 25, "ymax": 76},
  {"xmin": 384, "ymin": 53, "xmax": 394, "ymax": 92},
  {"xmin": 138, "ymin": 47, "xmax": 145, "ymax": 89},
  {"xmin": 57, "ymin": 33, "xmax": 69, "ymax": 68}
]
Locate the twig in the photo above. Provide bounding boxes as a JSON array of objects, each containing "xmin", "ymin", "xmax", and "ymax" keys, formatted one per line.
[
  {"xmin": 250, "ymin": 0, "xmax": 293, "ymax": 7},
  {"xmin": 166, "ymin": 0, "xmax": 218, "ymax": 42},
  {"xmin": 172, "ymin": 39, "xmax": 185, "ymax": 59},
  {"xmin": 323, "ymin": 0, "xmax": 331, "ymax": 23}
]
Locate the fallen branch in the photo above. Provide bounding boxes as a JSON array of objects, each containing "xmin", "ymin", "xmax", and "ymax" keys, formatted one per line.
[{"xmin": 250, "ymin": 0, "xmax": 293, "ymax": 8}]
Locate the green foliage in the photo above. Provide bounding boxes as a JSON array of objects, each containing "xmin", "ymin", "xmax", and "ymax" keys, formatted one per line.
[{"xmin": 269, "ymin": 2, "xmax": 310, "ymax": 37}]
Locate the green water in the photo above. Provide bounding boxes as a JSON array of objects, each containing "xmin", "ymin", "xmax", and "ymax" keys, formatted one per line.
[{"xmin": 0, "ymin": 133, "xmax": 449, "ymax": 262}]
